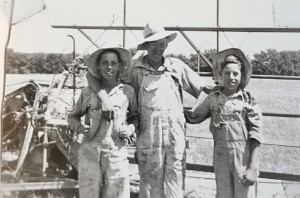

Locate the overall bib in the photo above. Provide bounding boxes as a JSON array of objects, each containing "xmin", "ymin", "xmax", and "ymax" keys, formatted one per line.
[
  {"xmin": 78, "ymin": 86, "xmax": 130, "ymax": 198},
  {"xmin": 211, "ymin": 93, "xmax": 255, "ymax": 198},
  {"xmin": 137, "ymin": 71, "xmax": 186, "ymax": 198}
]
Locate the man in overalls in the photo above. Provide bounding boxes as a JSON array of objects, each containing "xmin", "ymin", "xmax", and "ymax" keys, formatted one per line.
[
  {"xmin": 85, "ymin": 24, "xmax": 211, "ymax": 197},
  {"xmin": 127, "ymin": 23, "xmax": 210, "ymax": 198}
]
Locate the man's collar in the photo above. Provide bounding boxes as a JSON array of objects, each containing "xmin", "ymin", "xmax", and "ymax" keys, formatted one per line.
[{"xmin": 135, "ymin": 55, "xmax": 173, "ymax": 72}]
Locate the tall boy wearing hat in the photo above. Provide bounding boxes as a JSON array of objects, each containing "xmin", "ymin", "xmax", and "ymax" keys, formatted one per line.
[
  {"xmin": 87, "ymin": 23, "xmax": 210, "ymax": 198},
  {"xmin": 68, "ymin": 47, "xmax": 138, "ymax": 198},
  {"xmin": 185, "ymin": 48, "xmax": 263, "ymax": 198}
]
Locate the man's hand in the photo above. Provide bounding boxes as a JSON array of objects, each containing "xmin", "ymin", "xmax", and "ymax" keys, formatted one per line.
[
  {"xmin": 118, "ymin": 124, "xmax": 135, "ymax": 139},
  {"xmin": 240, "ymin": 168, "xmax": 258, "ymax": 186}
]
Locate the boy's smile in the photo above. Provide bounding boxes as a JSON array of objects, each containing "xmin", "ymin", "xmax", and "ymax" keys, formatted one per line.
[
  {"xmin": 97, "ymin": 52, "xmax": 120, "ymax": 81},
  {"xmin": 221, "ymin": 63, "xmax": 241, "ymax": 95}
]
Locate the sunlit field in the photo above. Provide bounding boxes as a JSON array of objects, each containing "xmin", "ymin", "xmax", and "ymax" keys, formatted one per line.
[
  {"xmin": 4, "ymin": 74, "xmax": 300, "ymax": 176},
  {"xmin": 184, "ymin": 77, "xmax": 300, "ymax": 176}
]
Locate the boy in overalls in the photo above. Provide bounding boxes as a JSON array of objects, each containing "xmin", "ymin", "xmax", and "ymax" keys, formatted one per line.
[
  {"xmin": 67, "ymin": 47, "xmax": 138, "ymax": 198},
  {"xmin": 185, "ymin": 48, "xmax": 263, "ymax": 198}
]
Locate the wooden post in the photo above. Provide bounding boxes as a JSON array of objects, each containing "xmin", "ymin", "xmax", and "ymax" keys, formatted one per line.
[{"xmin": 0, "ymin": 0, "xmax": 15, "ymax": 191}]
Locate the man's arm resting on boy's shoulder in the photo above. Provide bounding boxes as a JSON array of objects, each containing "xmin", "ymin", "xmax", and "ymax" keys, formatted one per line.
[
  {"xmin": 179, "ymin": 59, "xmax": 214, "ymax": 98},
  {"xmin": 184, "ymin": 93, "xmax": 211, "ymax": 124}
]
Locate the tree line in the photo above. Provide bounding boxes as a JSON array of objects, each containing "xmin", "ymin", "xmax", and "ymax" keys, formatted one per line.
[{"xmin": 5, "ymin": 48, "xmax": 300, "ymax": 76}]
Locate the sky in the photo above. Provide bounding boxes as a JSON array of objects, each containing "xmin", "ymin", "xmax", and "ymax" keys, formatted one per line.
[{"xmin": 4, "ymin": 0, "xmax": 300, "ymax": 58}]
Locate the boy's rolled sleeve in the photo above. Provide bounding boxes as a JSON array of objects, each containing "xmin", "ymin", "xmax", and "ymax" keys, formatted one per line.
[
  {"xmin": 246, "ymin": 103, "xmax": 264, "ymax": 144},
  {"xmin": 67, "ymin": 89, "xmax": 90, "ymax": 134}
]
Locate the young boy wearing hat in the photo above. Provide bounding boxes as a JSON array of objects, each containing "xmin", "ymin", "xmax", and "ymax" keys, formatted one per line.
[
  {"xmin": 86, "ymin": 23, "xmax": 211, "ymax": 198},
  {"xmin": 67, "ymin": 47, "xmax": 138, "ymax": 198},
  {"xmin": 185, "ymin": 48, "xmax": 263, "ymax": 198}
]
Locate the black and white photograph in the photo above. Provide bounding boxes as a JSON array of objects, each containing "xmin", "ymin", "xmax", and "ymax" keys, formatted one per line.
[{"xmin": 1, "ymin": 0, "xmax": 299, "ymax": 197}]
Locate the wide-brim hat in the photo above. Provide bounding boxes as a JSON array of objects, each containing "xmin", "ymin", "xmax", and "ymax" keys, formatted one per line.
[
  {"xmin": 212, "ymin": 48, "xmax": 252, "ymax": 89},
  {"xmin": 87, "ymin": 47, "xmax": 132, "ymax": 80},
  {"xmin": 137, "ymin": 23, "xmax": 177, "ymax": 50}
]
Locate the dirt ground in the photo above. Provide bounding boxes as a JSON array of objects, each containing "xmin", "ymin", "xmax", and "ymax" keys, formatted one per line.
[{"xmin": 129, "ymin": 164, "xmax": 300, "ymax": 198}]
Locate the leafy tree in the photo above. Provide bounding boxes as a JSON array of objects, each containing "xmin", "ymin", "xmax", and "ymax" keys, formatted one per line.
[
  {"xmin": 5, "ymin": 49, "xmax": 27, "ymax": 73},
  {"xmin": 5, "ymin": 48, "xmax": 300, "ymax": 76},
  {"xmin": 251, "ymin": 49, "xmax": 300, "ymax": 76}
]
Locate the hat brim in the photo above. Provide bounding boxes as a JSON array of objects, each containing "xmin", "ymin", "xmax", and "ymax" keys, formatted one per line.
[
  {"xmin": 87, "ymin": 47, "xmax": 132, "ymax": 80},
  {"xmin": 137, "ymin": 32, "xmax": 177, "ymax": 50},
  {"xmin": 212, "ymin": 48, "xmax": 252, "ymax": 89}
]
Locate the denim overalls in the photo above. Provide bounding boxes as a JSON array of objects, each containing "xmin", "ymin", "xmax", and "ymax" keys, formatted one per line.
[{"xmin": 137, "ymin": 70, "xmax": 186, "ymax": 198}]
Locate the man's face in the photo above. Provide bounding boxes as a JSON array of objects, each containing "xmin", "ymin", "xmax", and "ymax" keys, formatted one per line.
[
  {"xmin": 145, "ymin": 38, "xmax": 168, "ymax": 58},
  {"xmin": 97, "ymin": 52, "xmax": 120, "ymax": 81}
]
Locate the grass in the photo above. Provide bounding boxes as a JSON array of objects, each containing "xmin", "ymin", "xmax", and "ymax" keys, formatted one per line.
[
  {"xmin": 4, "ymin": 74, "xmax": 300, "ymax": 176},
  {"xmin": 247, "ymin": 78, "xmax": 300, "ymax": 114},
  {"xmin": 183, "ymin": 77, "xmax": 300, "ymax": 176}
]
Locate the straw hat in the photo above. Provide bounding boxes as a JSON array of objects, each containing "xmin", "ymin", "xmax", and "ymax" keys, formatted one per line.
[
  {"xmin": 87, "ymin": 47, "xmax": 132, "ymax": 80},
  {"xmin": 212, "ymin": 48, "xmax": 252, "ymax": 89},
  {"xmin": 137, "ymin": 23, "xmax": 177, "ymax": 50}
]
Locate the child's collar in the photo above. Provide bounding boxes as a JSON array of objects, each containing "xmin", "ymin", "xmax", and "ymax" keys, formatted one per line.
[{"xmin": 216, "ymin": 87, "xmax": 243, "ymax": 99}]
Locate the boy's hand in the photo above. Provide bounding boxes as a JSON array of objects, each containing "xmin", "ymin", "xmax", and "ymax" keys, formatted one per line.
[
  {"xmin": 98, "ymin": 90, "xmax": 114, "ymax": 111},
  {"xmin": 77, "ymin": 133, "xmax": 86, "ymax": 143},
  {"xmin": 241, "ymin": 168, "xmax": 258, "ymax": 186},
  {"xmin": 119, "ymin": 124, "xmax": 135, "ymax": 139},
  {"xmin": 76, "ymin": 125, "xmax": 89, "ymax": 143}
]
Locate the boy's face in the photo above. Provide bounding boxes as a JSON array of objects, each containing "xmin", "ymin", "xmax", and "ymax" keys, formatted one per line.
[
  {"xmin": 97, "ymin": 52, "xmax": 120, "ymax": 81},
  {"xmin": 221, "ymin": 63, "xmax": 241, "ymax": 93}
]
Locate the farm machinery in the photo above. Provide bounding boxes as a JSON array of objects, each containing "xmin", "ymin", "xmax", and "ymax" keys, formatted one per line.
[
  {"xmin": 2, "ymin": 65, "xmax": 136, "ymax": 187},
  {"xmin": 2, "ymin": 79, "xmax": 80, "ymax": 171},
  {"xmin": 1, "ymin": 64, "xmax": 91, "ymax": 196}
]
